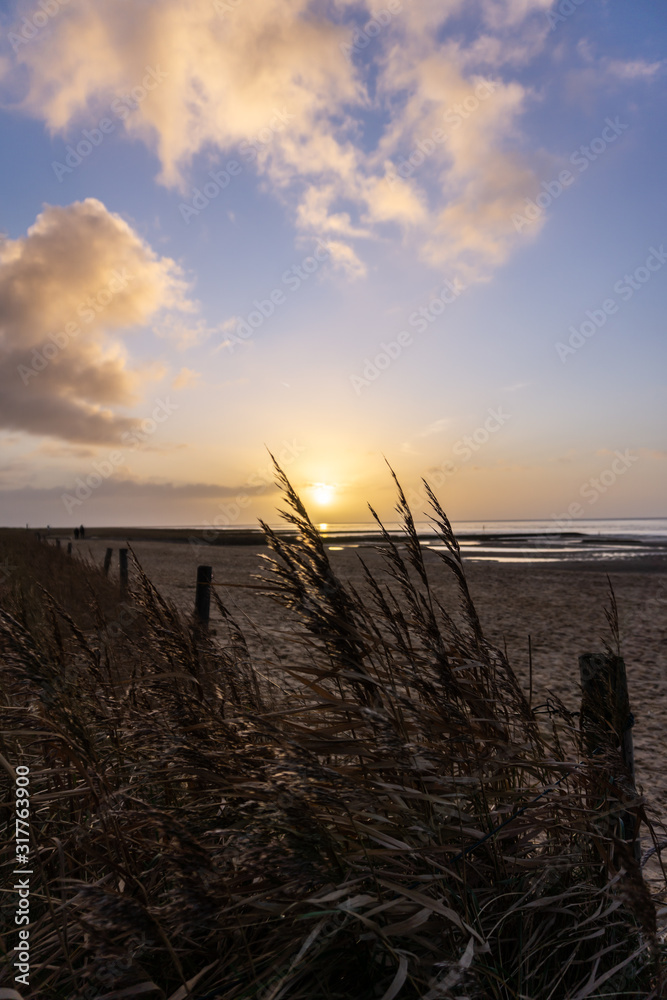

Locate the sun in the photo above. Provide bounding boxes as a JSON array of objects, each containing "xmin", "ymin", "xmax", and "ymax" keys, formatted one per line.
[{"xmin": 311, "ymin": 482, "xmax": 336, "ymax": 506}]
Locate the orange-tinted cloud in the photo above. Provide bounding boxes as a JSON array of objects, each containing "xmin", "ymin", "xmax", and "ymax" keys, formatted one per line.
[
  {"xmin": 171, "ymin": 367, "xmax": 201, "ymax": 390},
  {"xmin": 0, "ymin": 198, "xmax": 192, "ymax": 443}
]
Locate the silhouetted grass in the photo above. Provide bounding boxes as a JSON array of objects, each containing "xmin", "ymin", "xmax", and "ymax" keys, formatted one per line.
[{"xmin": 0, "ymin": 471, "xmax": 665, "ymax": 999}]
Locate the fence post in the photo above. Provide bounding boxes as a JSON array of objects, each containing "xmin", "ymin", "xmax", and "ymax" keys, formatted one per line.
[
  {"xmin": 56, "ymin": 538, "xmax": 61, "ymax": 549},
  {"xmin": 67, "ymin": 542, "xmax": 72, "ymax": 555},
  {"xmin": 195, "ymin": 565, "xmax": 212, "ymax": 629},
  {"xmin": 119, "ymin": 548, "xmax": 129, "ymax": 594},
  {"xmin": 103, "ymin": 548, "xmax": 113, "ymax": 576},
  {"xmin": 579, "ymin": 653, "xmax": 638, "ymax": 860}
]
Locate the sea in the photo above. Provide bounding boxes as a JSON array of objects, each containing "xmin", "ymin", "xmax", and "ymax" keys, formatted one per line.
[
  {"xmin": 177, "ymin": 517, "xmax": 667, "ymax": 563},
  {"xmin": 310, "ymin": 518, "xmax": 667, "ymax": 565}
]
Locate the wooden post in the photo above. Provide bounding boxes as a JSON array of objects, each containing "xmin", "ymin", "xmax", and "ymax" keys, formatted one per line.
[
  {"xmin": 67, "ymin": 542, "xmax": 72, "ymax": 555},
  {"xmin": 195, "ymin": 565, "xmax": 212, "ymax": 629},
  {"xmin": 103, "ymin": 548, "xmax": 113, "ymax": 576},
  {"xmin": 119, "ymin": 548, "xmax": 129, "ymax": 593},
  {"xmin": 56, "ymin": 538, "xmax": 61, "ymax": 549},
  {"xmin": 579, "ymin": 653, "xmax": 638, "ymax": 858}
]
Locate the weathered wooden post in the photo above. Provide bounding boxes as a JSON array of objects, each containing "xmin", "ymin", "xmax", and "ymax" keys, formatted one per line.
[
  {"xmin": 103, "ymin": 548, "xmax": 113, "ymax": 576},
  {"xmin": 56, "ymin": 538, "xmax": 61, "ymax": 549},
  {"xmin": 579, "ymin": 653, "xmax": 638, "ymax": 859},
  {"xmin": 195, "ymin": 565, "xmax": 212, "ymax": 629},
  {"xmin": 67, "ymin": 542, "xmax": 72, "ymax": 555},
  {"xmin": 119, "ymin": 548, "xmax": 129, "ymax": 594}
]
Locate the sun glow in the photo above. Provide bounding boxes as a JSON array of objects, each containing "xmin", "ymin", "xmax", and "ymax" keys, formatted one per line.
[{"xmin": 311, "ymin": 482, "xmax": 336, "ymax": 506}]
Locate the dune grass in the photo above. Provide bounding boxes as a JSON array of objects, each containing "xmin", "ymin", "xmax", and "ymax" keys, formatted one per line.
[{"xmin": 0, "ymin": 468, "xmax": 665, "ymax": 999}]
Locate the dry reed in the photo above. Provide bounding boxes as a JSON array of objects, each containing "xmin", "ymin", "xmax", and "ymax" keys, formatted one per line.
[{"xmin": 0, "ymin": 468, "xmax": 665, "ymax": 999}]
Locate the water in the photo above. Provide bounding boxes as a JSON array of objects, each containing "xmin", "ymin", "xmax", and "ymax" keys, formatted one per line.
[
  {"xmin": 314, "ymin": 518, "xmax": 667, "ymax": 540},
  {"xmin": 179, "ymin": 518, "xmax": 667, "ymax": 563},
  {"xmin": 313, "ymin": 518, "xmax": 667, "ymax": 564}
]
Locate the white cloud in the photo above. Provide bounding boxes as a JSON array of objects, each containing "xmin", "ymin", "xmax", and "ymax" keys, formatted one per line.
[
  {"xmin": 605, "ymin": 58, "xmax": 664, "ymax": 81},
  {"xmin": 481, "ymin": 0, "xmax": 554, "ymax": 30},
  {"xmin": 326, "ymin": 240, "xmax": 368, "ymax": 281},
  {"xmin": 2, "ymin": 0, "xmax": 640, "ymax": 282}
]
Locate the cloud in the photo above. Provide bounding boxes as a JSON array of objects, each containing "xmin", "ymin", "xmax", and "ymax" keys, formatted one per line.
[
  {"xmin": 60, "ymin": 478, "xmax": 267, "ymax": 499},
  {"xmin": 575, "ymin": 38, "xmax": 665, "ymax": 82},
  {"xmin": 374, "ymin": 42, "xmax": 547, "ymax": 276},
  {"xmin": 171, "ymin": 367, "xmax": 201, "ymax": 390},
  {"xmin": 481, "ymin": 0, "xmax": 554, "ymax": 30},
  {"xmin": 605, "ymin": 58, "xmax": 664, "ymax": 81},
  {"xmin": 0, "ymin": 456, "xmax": 31, "ymax": 487},
  {"xmin": 1, "ymin": 0, "xmax": 640, "ymax": 281},
  {"xmin": 0, "ymin": 476, "xmax": 275, "ymax": 524},
  {"xmin": 417, "ymin": 418, "xmax": 452, "ymax": 438},
  {"xmin": 154, "ymin": 315, "xmax": 220, "ymax": 350},
  {"xmin": 35, "ymin": 442, "xmax": 98, "ymax": 460},
  {"xmin": 0, "ymin": 477, "xmax": 270, "ymax": 501},
  {"xmin": 365, "ymin": 170, "xmax": 427, "ymax": 227},
  {"xmin": 566, "ymin": 43, "xmax": 665, "ymax": 107},
  {"xmin": 6, "ymin": 0, "xmax": 358, "ymax": 186},
  {"xmin": 326, "ymin": 240, "xmax": 368, "ymax": 281},
  {"xmin": 0, "ymin": 198, "xmax": 194, "ymax": 444}
]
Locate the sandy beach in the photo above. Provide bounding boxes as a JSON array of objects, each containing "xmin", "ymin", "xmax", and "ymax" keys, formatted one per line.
[{"xmin": 75, "ymin": 537, "xmax": 667, "ymax": 825}]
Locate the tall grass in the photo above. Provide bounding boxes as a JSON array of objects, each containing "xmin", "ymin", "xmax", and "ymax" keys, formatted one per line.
[{"xmin": 0, "ymin": 469, "xmax": 665, "ymax": 999}]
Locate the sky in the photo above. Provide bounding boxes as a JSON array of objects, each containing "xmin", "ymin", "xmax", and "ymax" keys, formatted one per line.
[{"xmin": 0, "ymin": 0, "xmax": 665, "ymax": 528}]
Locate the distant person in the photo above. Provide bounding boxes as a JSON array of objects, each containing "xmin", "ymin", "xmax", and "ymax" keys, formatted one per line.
[
  {"xmin": 79, "ymin": 524, "xmax": 85, "ymax": 539},
  {"xmin": 74, "ymin": 527, "xmax": 80, "ymax": 540}
]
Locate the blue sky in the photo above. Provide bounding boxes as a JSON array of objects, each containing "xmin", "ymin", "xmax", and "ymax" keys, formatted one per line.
[{"xmin": 0, "ymin": 0, "xmax": 665, "ymax": 527}]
